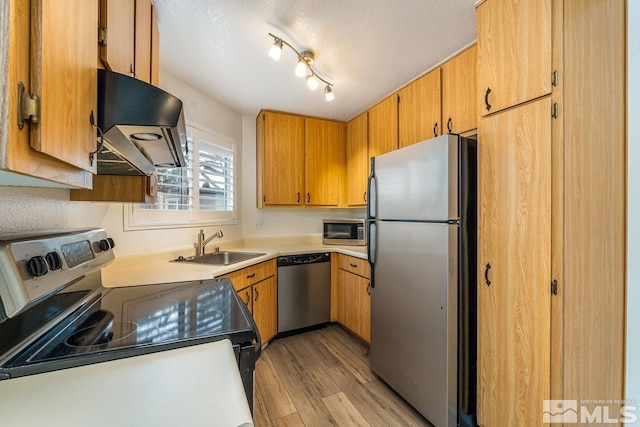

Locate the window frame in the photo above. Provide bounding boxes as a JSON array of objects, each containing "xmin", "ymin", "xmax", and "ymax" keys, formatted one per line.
[{"xmin": 124, "ymin": 122, "xmax": 238, "ymax": 231}]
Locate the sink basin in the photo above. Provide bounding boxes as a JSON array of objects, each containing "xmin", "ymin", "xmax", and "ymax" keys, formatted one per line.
[{"xmin": 172, "ymin": 251, "xmax": 266, "ymax": 266}]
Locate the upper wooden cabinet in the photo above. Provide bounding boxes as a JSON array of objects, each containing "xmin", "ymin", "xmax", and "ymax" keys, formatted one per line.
[
  {"xmin": 70, "ymin": 173, "xmax": 157, "ymax": 203},
  {"xmin": 368, "ymin": 95, "xmax": 398, "ymax": 158},
  {"xmin": 398, "ymin": 68, "xmax": 441, "ymax": 148},
  {"xmin": 441, "ymin": 45, "xmax": 477, "ymax": 134},
  {"xmin": 0, "ymin": 0, "xmax": 94, "ymax": 188},
  {"xmin": 99, "ymin": 0, "xmax": 135, "ymax": 76},
  {"xmin": 477, "ymin": 0, "xmax": 552, "ymax": 116},
  {"xmin": 346, "ymin": 113, "xmax": 368, "ymax": 207},
  {"xmin": 99, "ymin": 0, "xmax": 159, "ymax": 85},
  {"xmin": 257, "ymin": 110, "xmax": 345, "ymax": 208},
  {"xmin": 305, "ymin": 118, "xmax": 344, "ymax": 206},
  {"xmin": 257, "ymin": 111, "xmax": 305, "ymax": 206}
]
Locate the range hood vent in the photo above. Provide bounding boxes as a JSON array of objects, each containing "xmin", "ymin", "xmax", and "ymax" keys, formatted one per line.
[{"xmin": 96, "ymin": 69, "xmax": 187, "ymax": 176}]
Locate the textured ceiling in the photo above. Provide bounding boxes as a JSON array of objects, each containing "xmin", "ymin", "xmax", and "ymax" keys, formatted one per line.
[{"xmin": 153, "ymin": 0, "xmax": 477, "ymax": 121}]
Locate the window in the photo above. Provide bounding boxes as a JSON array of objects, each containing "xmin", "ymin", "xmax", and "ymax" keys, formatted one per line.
[{"xmin": 124, "ymin": 123, "xmax": 237, "ymax": 230}]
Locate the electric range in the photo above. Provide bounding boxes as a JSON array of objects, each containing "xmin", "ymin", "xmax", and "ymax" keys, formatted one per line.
[{"xmin": 0, "ymin": 229, "xmax": 260, "ymax": 411}]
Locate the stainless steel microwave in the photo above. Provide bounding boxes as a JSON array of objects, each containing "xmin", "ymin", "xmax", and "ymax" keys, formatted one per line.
[{"xmin": 322, "ymin": 219, "xmax": 366, "ymax": 246}]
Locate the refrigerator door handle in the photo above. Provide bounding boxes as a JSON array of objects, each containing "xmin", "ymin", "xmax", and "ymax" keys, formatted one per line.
[
  {"xmin": 367, "ymin": 157, "xmax": 377, "ymax": 219},
  {"xmin": 367, "ymin": 220, "xmax": 377, "ymax": 288}
]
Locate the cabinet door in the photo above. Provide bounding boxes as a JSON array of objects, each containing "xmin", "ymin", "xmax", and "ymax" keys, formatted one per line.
[
  {"xmin": 477, "ymin": 0, "xmax": 551, "ymax": 116},
  {"xmin": 305, "ymin": 118, "xmax": 342, "ymax": 206},
  {"xmin": 30, "ymin": 0, "xmax": 97, "ymax": 173},
  {"xmin": 99, "ymin": 0, "xmax": 135, "ymax": 76},
  {"xmin": 398, "ymin": 68, "xmax": 442, "ymax": 148},
  {"xmin": 368, "ymin": 95, "xmax": 397, "ymax": 158},
  {"xmin": 253, "ymin": 277, "xmax": 277, "ymax": 343},
  {"xmin": 150, "ymin": 4, "xmax": 160, "ymax": 86},
  {"xmin": 441, "ymin": 45, "xmax": 477, "ymax": 135},
  {"xmin": 258, "ymin": 112, "xmax": 305, "ymax": 205},
  {"xmin": 346, "ymin": 113, "xmax": 368, "ymax": 207},
  {"xmin": 338, "ymin": 269, "xmax": 370, "ymax": 342},
  {"xmin": 134, "ymin": 0, "xmax": 152, "ymax": 84},
  {"xmin": 70, "ymin": 172, "xmax": 157, "ymax": 202},
  {"xmin": 477, "ymin": 97, "xmax": 551, "ymax": 426}
]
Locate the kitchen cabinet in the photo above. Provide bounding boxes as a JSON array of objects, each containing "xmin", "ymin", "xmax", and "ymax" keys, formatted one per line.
[
  {"xmin": 367, "ymin": 95, "xmax": 398, "ymax": 158},
  {"xmin": 219, "ymin": 259, "xmax": 277, "ymax": 343},
  {"xmin": 345, "ymin": 113, "xmax": 369, "ymax": 207},
  {"xmin": 305, "ymin": 118, "xmax": 344, "ymax": 206},
  {"xmin": 398, "ymin": 68, "xmax": 441, "ymax": 148},
  {"xmin": 256, "ymin": 110, "xmax": 345, "ymax": 208},
  {"xmin": 477, "ymin": 0, "xmax": 551, "ymax": 116},
  {"xmin": 441, "ymin": 44, "xmax": 477, "ymax": 135},
  {"xmin": 150, "ymin": 3, "xmax": 160, "ymax": 86},
  {"xmin": 70, "ymin": 172, "xmax": 157, "ymax": 203},
  {"xmin": 477, "ymin": 97, "xmax": 552, "ymax": 427},
  {"xmin": 99, "ymin": 0, "xmax": 135, "ymax": 76},
  {"xmin": 336, "ymin": 255, "xmax": 371, "ymax": 343},
  {"xmin": 134, "ymin": 0, "xmax": 152, "ymax": 84},
  {"xmin": 476, "ymin": 1, "xmax": 626, "ymax": 425},
  {"xmin": 0, "ymin": 0, "xmax": 95, "ymax": 188}
]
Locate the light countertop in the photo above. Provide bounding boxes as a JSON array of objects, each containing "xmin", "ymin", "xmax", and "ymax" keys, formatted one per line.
[
  {"xmin": 0, "ymin": 339, "xmax": 253, "ymax": 427},
  {"xmin": 102, "ymin": 235, "xmax": 367, "ymax": 288}
]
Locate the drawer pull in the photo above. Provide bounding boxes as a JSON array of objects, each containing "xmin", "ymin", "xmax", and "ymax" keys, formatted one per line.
[
  {"xmin": 349, "ymin": 263, "xmax": 357, "ymax": 268},
  {"xmin": 247, "ymin": 273, "xmax": 256, "ymax": 279}
]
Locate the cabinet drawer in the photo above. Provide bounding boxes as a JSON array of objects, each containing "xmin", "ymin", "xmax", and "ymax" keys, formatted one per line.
[
  {"xmin": 338, "ymin": 254, "xmax": 370, "ymax": 279},
  {"xmin": 219, "ymin": 259, "xmax": 276, "ymax": 291}
]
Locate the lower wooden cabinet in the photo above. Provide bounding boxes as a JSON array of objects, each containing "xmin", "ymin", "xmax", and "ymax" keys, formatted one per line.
[
  {"xmin": 336, "ymin": 254, "xmax": 371, "ymax": 343},
  {"xmin": 219, "ymin": 259, "xmax": 277, "ymax": 344}
]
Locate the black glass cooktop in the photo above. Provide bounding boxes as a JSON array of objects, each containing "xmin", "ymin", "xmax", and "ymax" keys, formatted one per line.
[{"xmin": 6, "ymin": 278, "xmax": 254, "ymax": 367}]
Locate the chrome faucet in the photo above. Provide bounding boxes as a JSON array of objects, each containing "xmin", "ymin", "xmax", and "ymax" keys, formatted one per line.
[{"xmin": 195, "ymin": 229, "xmax": 223, "ymax": 256}]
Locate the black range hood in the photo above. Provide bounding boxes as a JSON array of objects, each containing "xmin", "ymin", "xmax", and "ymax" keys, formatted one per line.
[{"xmin": 96, "ymin": 69, "xmax": 187, "ymax": 176}]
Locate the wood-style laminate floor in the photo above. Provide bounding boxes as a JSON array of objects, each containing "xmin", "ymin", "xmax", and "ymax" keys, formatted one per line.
[{"xmin": 254, "ymin": 324, "xmax": 431, "ymax": 426}]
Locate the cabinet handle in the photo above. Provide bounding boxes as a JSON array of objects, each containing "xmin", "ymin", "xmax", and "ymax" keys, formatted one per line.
[
  {"xmin": 297, "ymin": 192, "xmax": 300, "ymax": 203},
  {"xmin": 349, "ymin": 263, "xmax": 357, "ymax": 268},
  {"xmin": 447, "ymin": 117, "xmax": 452, "ymax": 134},
  {"xmin": 363, "ymin": 192, "xmax": 367, "ymax": 203},
  {"xmin": 254, "ymin": 288, "xmax": 259, "ymax": 301},
  {"xmin": 244, "ymin": 291, "xmax": 250, "ymax": 305},
  {"xmin": 433, "ymin": 122, "xmax": 438, "ymax": 137},
  {"xmin": 367, "ymin": 283, "xmax": 371, "ymax": 295},
  {"xmin": 485, "ymin": 87, "xmax": 492, "ymax": 111},
  {"xmin": 484, "ymin": 263, "xmax": 492, "ymax": 286},
  {"xmin": 307, "ymin": 193, "xmax": 311, "ymax": 203},
  {"xmin": 246, "ymin": 273, "xmax": 256, "ymax": 279}
]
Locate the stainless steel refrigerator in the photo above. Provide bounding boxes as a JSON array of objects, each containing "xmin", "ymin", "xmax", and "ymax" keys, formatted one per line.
[{"xmin": 367, "ymin": 134, "xmax": 476, "ymax": 427}]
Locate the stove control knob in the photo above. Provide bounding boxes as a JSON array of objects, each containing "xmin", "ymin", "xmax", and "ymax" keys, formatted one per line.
[
  {"xmin": 45, "ymin": 252, "xmax": 62, "ymax": 271},
  {"xmin": 27, "ymin": 255, "xmax": 49, "ymax": 277},
  {"xmin": 97, "ymin": 239, "xmax": 111, "ymax": 252},
  {"xmin": 107, "ymin": 238, "xmax": 115, "ymax": 249}
]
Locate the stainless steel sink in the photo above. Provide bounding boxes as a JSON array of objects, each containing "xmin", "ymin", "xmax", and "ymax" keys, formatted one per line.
[{"xmin": 172, "ymin": 251, "xmax": 266, "ymax": 266}]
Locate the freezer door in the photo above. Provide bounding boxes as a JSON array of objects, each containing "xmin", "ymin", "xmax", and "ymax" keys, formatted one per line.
[
  {"xmin": 369, "ymin": 134, "xmax": 459, "ymax": 221},
  {"xmin": 369, "ymin": 220, "xmax": 457, "ymax": 426}
]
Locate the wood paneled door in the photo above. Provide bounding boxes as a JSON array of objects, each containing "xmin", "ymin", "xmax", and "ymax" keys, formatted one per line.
[
  {"xmin": 398, "ymin": 68, "xmax": 441, "ymax": 148},
  {"xmin": 346, "ymin": 113, "xmax": 369, "ymax": 207},
  {"xmin": 477, "ymin": 97, "xmax": 552, "ymax": 426}
]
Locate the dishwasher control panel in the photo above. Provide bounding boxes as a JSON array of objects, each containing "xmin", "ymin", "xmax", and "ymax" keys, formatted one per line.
[{"xmin": 277, "ymin": 253, "xmax": 330, "ymax": 267}]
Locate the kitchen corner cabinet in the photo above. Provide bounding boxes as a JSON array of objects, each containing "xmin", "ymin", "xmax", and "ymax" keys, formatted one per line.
[
  {"xmin": 218, "ymin": 260, "xmax": 277, "ymax": 344},
  {"xmin": 398, "ymin": 68, "xmax": 441, "ymax": 148},
  {"xmin": 346, "ymin": 112, "xmax": 368, "ymax": 207},
  {"xmin": 0, "ymin": 0, "xmax": 95, "ymax": 188},
  {"xmin": 70, "ymin": 172, "xmax": 157, "ymax": 203},
  {"xmin": 367, "ymin": 95, "xmax": 398, "ymax": 158},
  {"xmin": 256, "ymin": 110, "xmax": 345, "ymax": 208},
  {"xmin": 336, "ymin": 255, "xmax": 371, "ymax": 343},
  {"xmin": 441, "ymin": 44, "xmax": 477, "ymax": 135},
  {"xmin": 477, "ymin": 0, "xmax": 551, "ymax": 116}
]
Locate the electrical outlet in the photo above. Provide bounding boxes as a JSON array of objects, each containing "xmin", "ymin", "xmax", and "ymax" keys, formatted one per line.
[{"xmin": 256, "ymin": 219, "xmax": 264, "ymax": 230}]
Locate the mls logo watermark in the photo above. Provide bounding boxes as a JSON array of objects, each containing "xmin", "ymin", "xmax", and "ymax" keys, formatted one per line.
[{"xmin": 543, "ymin": 400, "xmax": 638, "ymax": 424}]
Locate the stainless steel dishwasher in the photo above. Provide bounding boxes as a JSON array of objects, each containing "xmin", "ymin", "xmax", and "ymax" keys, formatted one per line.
[{"xmin": 277, "ymin": 253, "xmax": 331, "ymax": 333}]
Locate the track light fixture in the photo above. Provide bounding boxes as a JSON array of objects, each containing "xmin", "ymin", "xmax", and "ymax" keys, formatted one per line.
[{"xmin": 268, "ymin": 33, "xmax": 334, "ymax": 101}]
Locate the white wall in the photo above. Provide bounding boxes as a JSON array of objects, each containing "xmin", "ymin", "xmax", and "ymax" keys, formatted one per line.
[
  {"xmin": 240, "ymin": 116, "xmax": 365, "ymax": 238},
  {"xmin": 626, "ymin": 1, "xmax": 640, "ymax": 413}
]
